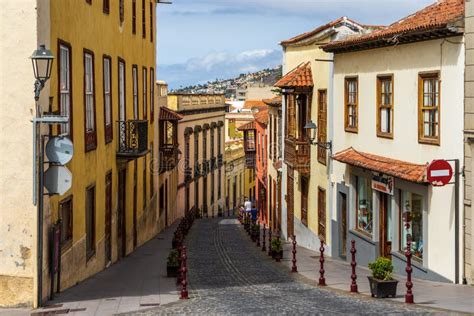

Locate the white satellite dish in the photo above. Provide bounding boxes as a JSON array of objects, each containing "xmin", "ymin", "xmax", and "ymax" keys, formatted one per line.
[
  {"xmin": 44, "ymin": 166, "xmax": 72, "ymax": 195},
  {"xmin": 46, "ymin": 137, "xmax": 73, "ymax": 165}
]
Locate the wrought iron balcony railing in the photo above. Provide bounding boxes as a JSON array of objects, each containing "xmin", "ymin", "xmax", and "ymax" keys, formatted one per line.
[
  {"xmin": 117, "ymin": 120, "xmax": 148, "ymax": 159},
  {"xmin": 210, "ymin": 157, "xmax": 217, "ymax": 171},
  {"xmin": 194, "ymin": 161, "xmax": 202, "ymax": 178},
  {"xmin": 184, "ymin": 166, "xmax": 193, "ymax": 183},
  {"xmin": 159, "ymin": 144, "xmax": 179, "ymax": 172}
]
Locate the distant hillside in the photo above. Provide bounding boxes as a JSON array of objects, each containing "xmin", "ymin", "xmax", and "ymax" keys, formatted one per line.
[{"xmin": 171, "ymin": 65, "xmax": 282, "ymax": 97}]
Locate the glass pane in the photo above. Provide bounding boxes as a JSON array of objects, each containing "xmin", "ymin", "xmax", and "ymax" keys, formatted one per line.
[
  {"xmin": 401, "ymin": 192, "xmax": 423, "ymax": 259},
  {"xmin": 357, "ymin": 177, "xmax": 373, "ymax": 235}
]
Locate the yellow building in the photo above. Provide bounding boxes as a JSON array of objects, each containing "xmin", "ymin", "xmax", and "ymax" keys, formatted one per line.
[{"xmin": 0, "ymin": 0, "xmax": 158, "ymax": 307}]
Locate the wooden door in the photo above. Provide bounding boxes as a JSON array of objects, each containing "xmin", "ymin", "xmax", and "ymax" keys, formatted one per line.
[
  {"xmin": 340, "ymin": 192, "xmax": 347, "ymax": 257},
  {"xmin": 117, "ymin": 169, "xmax": 126, "ymax": 259},
  {"xmin": 301, "ymin": 177, "xmax": 308, "ymax": 226},
  {"xmin": 105, "ymin": 172, "xmax": 112, "ymax": 262},
  {"xmin": 133, "ymin": 160, "xmax": 138, "ymax": 249},
  {"xmin": 287, "ymin": 167, "xmax": 294, "ymax": 237},
  {"xmin": 379, "ymin": 193, "xmax": 392, "ymax": 258},
  {"xmin": 318, "ymin": 187, "xmax": 326, "ymax": 242}
]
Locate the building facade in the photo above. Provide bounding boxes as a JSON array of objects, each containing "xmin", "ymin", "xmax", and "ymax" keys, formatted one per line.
[
  {"xmin": 0, "ymin": 0, "xmax": 158, "ymax": 307},
  {"xmin": 254, "ymin": 106, "xmax": 269, "ymax": 224},
  {"xmin": 169, "ymin": 94, "xmax": 226, "ymax": 217},
  {"xmin": 324, "ymin": 0, "xmax": 464, "ymax": 282}
]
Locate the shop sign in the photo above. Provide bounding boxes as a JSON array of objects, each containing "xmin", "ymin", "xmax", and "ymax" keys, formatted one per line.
[{"xmin": 372, "ymin": 173, "xmax": 394, "ymax": 195}]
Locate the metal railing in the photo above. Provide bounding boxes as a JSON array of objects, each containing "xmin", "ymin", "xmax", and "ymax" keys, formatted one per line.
[{"xmin": 117, "ymin": 120, "xmax": 148, "ymax": 158}]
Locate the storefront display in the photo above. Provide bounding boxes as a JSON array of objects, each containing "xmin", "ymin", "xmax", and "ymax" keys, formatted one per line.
[
  {"xmin": 400, "ymin": 192, "xmax": 423, "ymax": 259},
  {"xmin": 356, "ymin": 176, "xmax": 373, "ymax": 235}
]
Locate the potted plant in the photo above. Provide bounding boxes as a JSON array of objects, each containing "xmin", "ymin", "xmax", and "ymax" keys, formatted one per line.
[
  {"xmin": 368, "ymin": 257, "xmax": 398, "ymax": 298},
  {"xmin": 251, "ymin": 224, "xmax": 260, "ymax": 242},
  {"xmin": 271, "ymin": 237, "xmax": 283, "ymax": 262},
  {"xmin": 167, "ymin": 250, "xmax": 181, "ymax": 278}
]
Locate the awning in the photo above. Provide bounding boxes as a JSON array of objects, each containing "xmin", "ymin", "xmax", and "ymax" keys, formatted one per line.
[
  {"xmin": 159, "ymin": 107, "xmax": 183, "ymax": 121},
  {"xmin": 274, "ymin": 62, "xmax": 313, "ymax": 89},
  {"xmin": 332, "ymin": 147, "xmax": 428, "ymax": 183}
]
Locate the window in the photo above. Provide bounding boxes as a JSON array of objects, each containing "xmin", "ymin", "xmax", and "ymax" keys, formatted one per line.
[
  {"xmin": 132, "ymin": 0, "xmax": 137, "ymax": 34},
  {"xmin": 132, "ymin": 65, "xmax": 138, "ymax": 119},
  {"xmin": 86, "ymin": 185, "xmax": 96, "ymax": 259},
  {"xmin": 103, "ymin": 0, "xmax": 110, "ymax": 13},
  {"xmin": 84, "ymin": 50, "xmax": 97, "ymax": 151},
  {"xmin": 142, "ymin": 0, "xmax": 146, "ymax": 38},
  {"xmin": 142, "ymin": 67, "xmax": 147, "ymax": 119},
  {"xmin": 103, "ymin": 56, "xmax": 113, "ymax": 143},
  {"xmin": 418, "ymin": 73, "xmax": 440, "ymax": 145},
  {"xmin": 211, "ymin": 171, "xmax": 215, "ymax": 203},
  {"xmin": 119, "ymin": 0, "xmax": 124, "ymax": 23},
  {"xmin": 318, "ymin": 188, "xmax": 326, "ymax": 241},
  {"xmin": 356, "ymin": 176, "xmax": 373, "ymax": 235},
  {"xmin": 150, "ymin": 1, "xmax": 154, "ymax": 42},
  {"xmin": 377, "ymin": 75, "xmax": 394, "ymax": 138},
  {"xmin": 150, "ymin": 67, "xmax": 154, "ymax": 122},
  {"xmin": 301, "ymin": 176, "xmax": 308, "ymax": 226},
  {"xmin": 273, "ymin": 115, "xmax": 277, "ymax": 161},
  {"xmin": 143, "ymin": 156, "xmax": 147, "ymax": 208},
  {"xmin": 345, "ymin": 77, "xmax": 358, "ymax": 132},
  {"xmin": 58, "ymin": 41, "xmax": 72, "ymax": 137},
  {"xmin": 401, "ymin": 192, "xmax": 423, "ymax": 260},
  {"xmin": 218, "ymin": 169, "xmax": 222, "ymax": 199},
  {"xmin": 86, "ymin": 0, "xmax": 92, "ymax": 4},
  {"xmin": 118, "ymin": 58, "xmax": 126, "ymax": 121},
  {"xmin": 150, "ymin": 142, "xmax": 154, "ymax": 196},
  {"xmin": 59, "ymin": 196, "xmax": 73, "ymax": 249},
  {"xmin": 318, "ymin": 90, "xmax": 327, "ymax": 165}
]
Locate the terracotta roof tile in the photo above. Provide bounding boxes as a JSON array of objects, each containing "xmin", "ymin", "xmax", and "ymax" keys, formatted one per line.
[
  {"xmin": 237, "ymin": 121, "xmax": 256, "ymax": 131},
  {"xmin": 274, "ymin": 62, "xmax": 313, "ymax": 88},
  {"xmin": 263, "ymin": 96, "xmax": 282, "ymax": 107},
  {"xmin": 159, "ymin": 107, "xmax": 183, "ymax": 121},
  {"xmin": 332, "ymin": 147, "xmax": 428, "ymax": 183},
  {"xmin": 324, "ymin": 0, "xmax": 464, "ymax": 52},
  {"xmin": 243, "ymin": 100, "xmax": 266, "ymax": 110},
  {"xmin": 254, "ymin": 107, "xmax": 269, "ymax": 125}
]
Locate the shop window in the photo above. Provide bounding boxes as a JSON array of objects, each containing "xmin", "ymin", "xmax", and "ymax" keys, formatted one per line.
[
  {"xmin": 356, "ymin": 176, "xmax": 373, "ymax": 235},
  {"xmin": 401, "ymin": 192, "xmax": 423, "ymax": 260}
]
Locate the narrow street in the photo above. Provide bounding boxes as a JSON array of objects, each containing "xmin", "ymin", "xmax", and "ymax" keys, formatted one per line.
[{"xmin": 134, "ymin": 218, "xmax": 434, "ymax": 315}]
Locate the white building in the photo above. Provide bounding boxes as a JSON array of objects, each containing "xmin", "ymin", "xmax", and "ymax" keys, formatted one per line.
[{"xmin": 323, "ymin": 0, "xmax": 464, "ymax": 282}]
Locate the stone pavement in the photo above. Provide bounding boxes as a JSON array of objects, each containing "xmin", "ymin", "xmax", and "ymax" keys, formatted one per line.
[
  {"xmin": 280, "ymin": 238, "xmax": 474, "ymax": 314},
  {"xmin": 0, "ymin": 221, "xmax": 180, "ymax": 316},
  {"xmin": 133, "ymin": 218, "xmax": 439, "ymax": 315}
]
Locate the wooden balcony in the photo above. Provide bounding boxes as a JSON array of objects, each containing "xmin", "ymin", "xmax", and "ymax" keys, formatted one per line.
[
  {"xmin": 159, "ymin": 144, "xmax": 179, "ymax": 172},
  {"xmin": 245, "ymin": 153, "xmax": 256, "ymax": 169},
  {"xmin": 284, "ymin": 138, "xmax": 311, "ymax": 174},
  {"xmin": 116, "ymin": 120, "xmax": 148, "ymax": 159}
]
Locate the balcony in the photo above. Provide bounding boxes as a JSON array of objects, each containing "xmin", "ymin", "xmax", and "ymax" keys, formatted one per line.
[
  {"xmin": 117, "ymin": 120, "xmax": 148, "ymax": 159},
  {"xmin": 245, "ymin": 153, "xmax": 256, "ymax": 169},
  {"xmin": 217, "ymin": 153, "xmax": 224, "ymax": 168},
  {"xmin": 194, "ymin": 161, "xmax": 202, "ymax": 178},
  {"xmin": 184, "ymin": 166, "xmax": 193, "ymax": 183},
  {"xmin": 284, "ymin": 138, "xmax": 311, "ymax": 174},
  {"xmin": 159, "ymin": 144, "xmax": 179, "ymax": 172},
  {"xmin": 210, "ymin": 157, "xmax": 217, "ymax": 171}
]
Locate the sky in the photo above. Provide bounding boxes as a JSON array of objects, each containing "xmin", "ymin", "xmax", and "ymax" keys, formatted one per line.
[{"xmin": 156, "ymin": 0, "xmax": 436, "ymax": 89}]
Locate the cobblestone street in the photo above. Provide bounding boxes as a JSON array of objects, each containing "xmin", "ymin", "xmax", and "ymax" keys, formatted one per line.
[{"xmin": 132, "ymin": 218, "xmax": 436, "ymax": 315}]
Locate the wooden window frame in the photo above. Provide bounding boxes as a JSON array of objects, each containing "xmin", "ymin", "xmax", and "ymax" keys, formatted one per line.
[
  {"xmin": 301, "ymin": 176, "xmax": 309, "ymax": 226},
  {"xmin": 142, "ymin": 0, "xmax": 146, "ymax": 39},
  {"xmin": 103, "ymin": 55, "xmax": 113, "ymax": 143},
  {"xmin": 59, "ymin": 195, "xmax": 73, "ymax": 251},
  {"xmin": 58, "ymin": 39, "xmax": 73, "ymax": 139},
  {"xmin": 103, "ymin": 0, "xmax": 110, "ymax": 14},
  {"xmin": 132, "ymin": 64, "xmax": 139, "ymax": 120},
  {"xmin": 318, "ymin": 187, "xmax": 326, "ymax": 241},
  {"xmin": 119, "ymin": 0, "xmax": 124, "ymax": 23},
  {"xmin": 142, "ymin": 67, "xmax": 147, "ymax": 120},
  {"xmin": 344, "ymin": 76, "xmax": 359, "ymax": 133},
  {"xmin": 376, "ymin": 74, "xmax": 394, "ymax": 139},
  {"xmin": 317, "ymin": 89, "xmax": 327, "ymax": 165},
  {"xmin": 85, "ymin": 184, "xmax": 96, "ymax": 260},
  {"xmin": 132, "ymin": 0, "xmax": 137, "ymax": 34},
  {"xmin": 418, "ymin": 72, "xmax": 441, "ymax": 146},
  {"xmin": 355, "ymin": 176, "xmax": 373, "ymax": 238},
  {"xmin": 150, "ymin": 1, "xmax": 154, "ymax": 43},
  {"xmin": 83, "ymin": 49, "xmax": 97, "ymax": 152},
  {"xmin": 150, "ymin": 67, "xmax": 154, "ymax": 123},
  {"xmin": 117, "ymin": 57, "xmax": 126, "ymax": 121}
]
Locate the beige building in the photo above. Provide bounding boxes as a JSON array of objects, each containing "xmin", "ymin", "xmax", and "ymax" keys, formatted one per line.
[
  {"xmin": 168, "ymin": 94, "xmax": 226, "ymax": 217},
  {"xmin": 225, "ymin": 140, "xmax": 247, "ymax": 212},
  {"xmin": 465, "ymin": 0, "xmax": 474, "ymax": 285}
]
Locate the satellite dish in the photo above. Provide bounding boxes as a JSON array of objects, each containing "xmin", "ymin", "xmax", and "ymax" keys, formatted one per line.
[
  {"xmin": 46, "ymin": 137, "xmax": 73, "ymax": 165},
  {"xmin": 44, "ymin": 166, "xmax": 72, "ymax": 195}
]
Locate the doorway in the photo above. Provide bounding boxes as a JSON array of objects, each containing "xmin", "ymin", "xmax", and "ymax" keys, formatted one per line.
[
  {"xmin": 117, "ymin": 169, "xmax": 126, "ymax": 259},
  {"xmin": 287, "ymin": 167, "xmax": 294, "ymax": 238},
  {"xmin": 379, "ymin": 192, "xmax": 392, "ymax": 259},
  {"xmin": 105, "ymin": 172, "xmax": 112, "ymax": 263},
  {"xmin": 340, "ymin": 192, "xmax": 347, "ymax": 258},
  {"xmin": 133, "ymin": 160, "xmax": 138, "ymax": 249}
]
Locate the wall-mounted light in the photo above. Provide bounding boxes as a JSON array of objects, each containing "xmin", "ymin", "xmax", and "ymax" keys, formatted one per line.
[{"xmin": 304, "ymin": 120, "xmax": 332, "ymax": 152}]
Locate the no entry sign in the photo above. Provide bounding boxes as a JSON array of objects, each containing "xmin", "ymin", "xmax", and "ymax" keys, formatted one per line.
[{"xmin": 427, "ymin": 160, "xmax": 453, "ymax": 187}]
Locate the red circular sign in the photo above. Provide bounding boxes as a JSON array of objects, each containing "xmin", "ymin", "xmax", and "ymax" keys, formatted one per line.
[{"xmin": 427, "ymin": 160, "xmax": 453, "ymax": 187}]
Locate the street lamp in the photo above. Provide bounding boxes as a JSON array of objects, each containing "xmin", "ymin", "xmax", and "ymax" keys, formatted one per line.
[
  {"xmin": 304, "ymin": 120, "xmax": 332, "ymax": 152},
  {"xmin": 30, "ymin": 44, "xmax": 54, "ymax": 101}
]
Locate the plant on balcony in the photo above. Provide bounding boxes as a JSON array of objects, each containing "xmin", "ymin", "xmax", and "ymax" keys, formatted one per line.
[
  {"xmin": 367, "ymin": 257, "xmax": 398, "ymax": 298},
  {"xmin": 271, "ymin": 237, "xmax": 283, "ymax": 262},
  {"xmin": 167, "ymin": 249, "xmax": 181, "ymax": 278}
]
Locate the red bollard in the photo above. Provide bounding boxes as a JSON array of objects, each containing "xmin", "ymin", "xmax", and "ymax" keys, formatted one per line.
[
  {"xmin": 350, "ymin": 240, "xmax": 358, "ymax": 293},
  {"xmin": 268, "ymin": 229, "xmax": 272, "ymax": 256},
  {"xmin": 262, "ymin": 224, "xmax": 266, "ymax": 252},
  {"xmin": 318, "ymin": 239, "xmax": 326, "ymax": 286},
  {"xmin": 291, "ymin": 235, "xmax": 298, "ymax": 273},
  {"xmin": 405, "ymin": 240, "xmax": 414, "ymax": 304},
  {"xmin": 180, "ymin": 246, "xmax": 189, "ymax": 299}
]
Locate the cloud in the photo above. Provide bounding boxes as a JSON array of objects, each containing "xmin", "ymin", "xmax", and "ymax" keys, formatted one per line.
[{"xmin": 158, "ymin": 49, "xmax": 282, "ymax": 89}]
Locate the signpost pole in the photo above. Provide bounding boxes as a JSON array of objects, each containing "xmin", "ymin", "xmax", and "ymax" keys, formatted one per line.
[{"xmin": 454, "ymin": 159, "xmax": 459, "ymax": 284}]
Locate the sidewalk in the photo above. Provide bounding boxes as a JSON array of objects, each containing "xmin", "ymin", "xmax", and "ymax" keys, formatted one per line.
[
  {"xmin": 1, "ymin": 221, "xmax": 180, "ymax": 316},
  {"xmin": 280, "ymin": 241, "xmax": 474, "ymax": 314}
]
